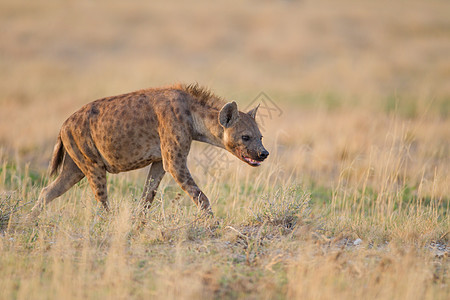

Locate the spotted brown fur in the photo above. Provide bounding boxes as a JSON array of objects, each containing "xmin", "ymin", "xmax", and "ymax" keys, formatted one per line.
[{"xmin": 30, "ymin": 84, "xmax": 269, "ymax": 218}]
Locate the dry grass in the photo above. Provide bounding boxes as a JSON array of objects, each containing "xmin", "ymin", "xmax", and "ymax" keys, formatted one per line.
[{"xmin": 1, "ymin": 0, "xmax": 449, "ymax": 299}]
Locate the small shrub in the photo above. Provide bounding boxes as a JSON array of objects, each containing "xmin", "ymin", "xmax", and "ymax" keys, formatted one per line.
[{"xmin": 251, "ymin": 186, "xmax": 310, "ymax": 230}]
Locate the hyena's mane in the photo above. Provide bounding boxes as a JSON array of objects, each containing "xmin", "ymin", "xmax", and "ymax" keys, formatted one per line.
[{"xmin": 181, "ymin": 83, "xmax": 226, "ymax": 110}]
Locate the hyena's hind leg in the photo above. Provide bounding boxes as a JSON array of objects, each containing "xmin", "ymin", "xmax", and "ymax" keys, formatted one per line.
[
  {"xmin": 83, "ymin": 166, "xmax": 109, "ymax": 211},
  {"xmin": 141, "ymin": 160, "xmax": 166, "ymax": 209},
  {"xmin": 29, "ymin": 154, "xmax": 85, "ymax": 219}
]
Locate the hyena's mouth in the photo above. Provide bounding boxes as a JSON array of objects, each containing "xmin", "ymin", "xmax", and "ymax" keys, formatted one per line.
[{"xmin": 241, "ymin": 155, "xmax": 262, "ymax": 167}]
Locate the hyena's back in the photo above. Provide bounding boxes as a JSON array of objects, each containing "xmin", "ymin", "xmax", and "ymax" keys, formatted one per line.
[{"xmin": 60, "ymin": 88, "xmax": 189, "ymax": 174}]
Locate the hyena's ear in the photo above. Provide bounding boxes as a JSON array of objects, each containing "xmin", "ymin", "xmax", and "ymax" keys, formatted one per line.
[
  {"xmin": 219, "ymin": 101, "xmax": 239, "ymax": 128},
  {"xmin": 247, "ymin": 104, "xmax": 260, "ymax": 119}
]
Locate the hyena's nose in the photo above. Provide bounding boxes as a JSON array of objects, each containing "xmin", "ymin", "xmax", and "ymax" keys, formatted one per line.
[{"xmin": 259, "ymin": 150, "xmax": 269, "ymax": 160}]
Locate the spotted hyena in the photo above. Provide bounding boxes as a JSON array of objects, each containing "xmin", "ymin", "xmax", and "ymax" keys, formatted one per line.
[{"xmin": 30, "ymin": 84, "xmax": 269, "ymax": 217}]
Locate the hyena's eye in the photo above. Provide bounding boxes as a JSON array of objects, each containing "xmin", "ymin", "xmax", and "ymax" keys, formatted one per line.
[{"xmin": 242, "ymin": 135, "xmax": 250, "ymax": 141}]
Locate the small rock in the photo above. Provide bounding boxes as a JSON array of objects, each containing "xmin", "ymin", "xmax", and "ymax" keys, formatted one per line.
[
  {"xmin": 353, "ymin": 238, "xmax": 362, "ymax": 246},
  {"xmin": 435, "ymin": 251, "xmax": 447, "ymax": 259}
]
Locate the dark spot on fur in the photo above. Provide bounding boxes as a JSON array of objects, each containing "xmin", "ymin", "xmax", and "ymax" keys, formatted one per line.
[{"xmin": 90, "ymin": 106, "xmax": 99, "ymax": 115}]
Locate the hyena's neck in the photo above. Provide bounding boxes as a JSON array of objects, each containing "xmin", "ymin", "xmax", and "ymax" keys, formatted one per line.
[{"xmin": 191, "ymin": 104, "xmax": 225, "ymax": 149}]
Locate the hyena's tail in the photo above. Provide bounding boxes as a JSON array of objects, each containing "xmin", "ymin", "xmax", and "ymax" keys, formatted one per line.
[{"xmin": 49, "ymin": 133, "xmax": 65, "ymax": 177}]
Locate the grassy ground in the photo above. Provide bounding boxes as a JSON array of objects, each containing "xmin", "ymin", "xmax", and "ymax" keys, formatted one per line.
[{"xmin": 1, "ymin": 0, "xmax": 449, "ymax": 299}]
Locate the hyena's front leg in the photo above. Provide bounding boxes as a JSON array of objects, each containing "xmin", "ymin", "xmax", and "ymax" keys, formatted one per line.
[
  {"xmin": 141, "ymin": 160, "xmax": 166, "ymax": 208},
  {"xmin": 162, "ymin": 149, "xmax": 212, "ymax": 214},
  {"xmin": 167, "ymin": 163, "xmax": 212, "ymax": 214},
  {"xmin": 159, "ymin": 119, "xmax": 212, "ymax": 215}
]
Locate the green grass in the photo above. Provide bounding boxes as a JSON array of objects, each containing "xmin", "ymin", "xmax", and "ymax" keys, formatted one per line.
[{"xmin": 0, "ymin": 157, "xmax": 448, "ymax": 299}]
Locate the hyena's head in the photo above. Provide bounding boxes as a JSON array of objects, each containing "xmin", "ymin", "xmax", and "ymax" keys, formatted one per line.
[{"xmin": 219, "ymin": 101, "xmax": 269, "ymax": 167}]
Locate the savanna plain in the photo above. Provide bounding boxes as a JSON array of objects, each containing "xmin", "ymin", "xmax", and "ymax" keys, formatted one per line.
[{"xmin": 0, "ymin": 0, "xmax": 449, "ymax": 299}]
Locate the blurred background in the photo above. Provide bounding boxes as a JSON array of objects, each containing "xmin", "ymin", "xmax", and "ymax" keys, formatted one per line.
[
  {"xmin": 0, "ymin": 0, "xmax": 449, "ymax": 193},
  {"xmin": 1, "ymin": 2, "xmax": 449, "ymax": 297}
]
